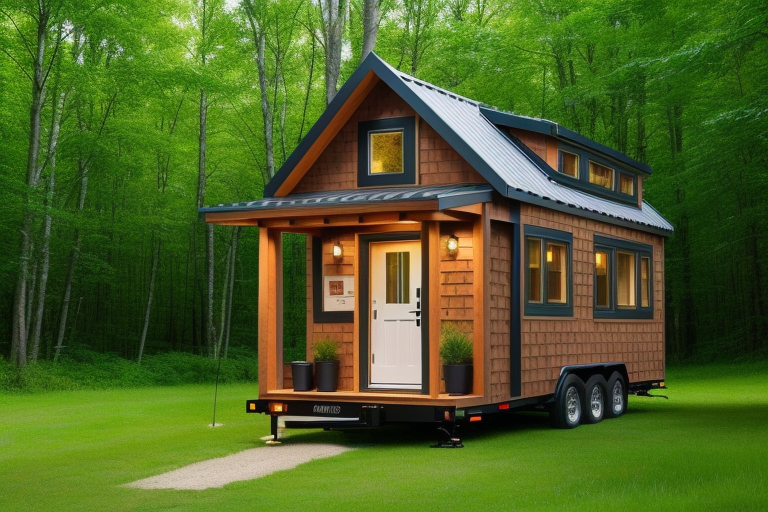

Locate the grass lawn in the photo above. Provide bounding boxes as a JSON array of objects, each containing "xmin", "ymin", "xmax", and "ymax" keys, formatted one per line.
[{"xmin": 1, "ymin": 362, "xmax": 766, "ymax": 512}]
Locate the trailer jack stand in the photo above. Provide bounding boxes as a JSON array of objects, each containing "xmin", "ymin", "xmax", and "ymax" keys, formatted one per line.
[
  {"xmin": 266, "ymin": 415, "xmax": 282, "ymax": 445},
  {"xmin": 432, "ymin": 424, "xmax": 463, "ymax": 448}
]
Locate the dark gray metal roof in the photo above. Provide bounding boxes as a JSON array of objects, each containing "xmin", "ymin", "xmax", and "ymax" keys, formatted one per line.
[
  {"xmin": 200, "ymin": 184, "xmax": 494, "ymax": 214},
  {"xmin": 237, "ymin": 53, "xmax": 673, "ymax": 234}
]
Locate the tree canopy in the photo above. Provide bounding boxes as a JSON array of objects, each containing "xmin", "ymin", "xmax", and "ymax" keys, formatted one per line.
[{"xmin": 1, "ymin": 0, "xmax": 765, "ymax": 366}]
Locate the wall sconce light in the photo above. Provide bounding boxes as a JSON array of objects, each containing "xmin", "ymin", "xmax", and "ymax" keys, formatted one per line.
[
  {"xmin": 332, "ymin": 241, "xmax": 343, "ymax": 264},
  {"xmin": 446, "ymin": 235, "xmax": 459, "ymax": 259}
]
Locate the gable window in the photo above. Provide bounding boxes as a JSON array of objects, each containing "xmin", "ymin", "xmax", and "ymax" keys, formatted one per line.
[
  {"xmin": 594, "ymin": 235, "xmax": 653, "ymax": 319},
  {"xmin": 559, "ymin": 150, "xmax": 579, "ymax": 178},
  {"xmin": 358, "ymin": 117, "xmax": 415, "ymax": 187},
  {"xmin": 589, "ymin": 161, "xmax": 614, "ymax": 189},
  {"xmin": 525, "ymin": 226, "xmax": 572, "ymax": 317},
  {"xmin": 619, "ymin": 173, "xmax": 635, "ymax": 196}
]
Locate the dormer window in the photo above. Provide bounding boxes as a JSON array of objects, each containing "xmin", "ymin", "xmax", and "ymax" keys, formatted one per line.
[
  {"xmin": 358, "ymin": 117, "xmax": 415, "ymax": 187},
  {"xmin": 559, "ymin": 150, "xmax": 579, "ymax": 178},
  {"xmin": 589, "ymin": 161, "xmax": 613, "ymax": 189},
  {"xmin": 619, "ymin": 173, "xmax": 635, "ymax": 196}
]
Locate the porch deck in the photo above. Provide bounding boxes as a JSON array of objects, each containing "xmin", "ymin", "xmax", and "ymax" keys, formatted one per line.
[{"xmin": 261, "ymin": 389, "xmax": 490, "ymax": 408}]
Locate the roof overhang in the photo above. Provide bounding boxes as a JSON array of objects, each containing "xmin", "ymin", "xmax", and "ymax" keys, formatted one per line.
[{"xmin": 201, "ymin": 184, "xmax": 494, "ymax": 227}]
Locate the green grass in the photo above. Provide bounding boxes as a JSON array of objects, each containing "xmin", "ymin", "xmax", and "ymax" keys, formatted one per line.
[{"xmin": 1, "ymin": 362, "xmax": 766, "ymax": 511}]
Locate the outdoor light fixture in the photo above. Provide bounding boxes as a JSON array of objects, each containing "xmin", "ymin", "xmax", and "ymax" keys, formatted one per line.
[
  {"xmin": 446, "ymin": 235, "xmax": 459, "ymax": 258},
  {"xmin": 546, "ymin": 248, "xmax": 553, "ymax": 263},
  {"xmin": 332, "ymin": 241, "xmax": 343, "ymax": 264}
]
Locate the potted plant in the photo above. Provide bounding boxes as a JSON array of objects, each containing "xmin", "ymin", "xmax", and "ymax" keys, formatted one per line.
[
  {"xmin": 291, "ymin": 359, "xmax": 313, "ymax": 391},
  {"xmin": 313, "ymin": 337, "xmax": 340, "ymax": 392},
  {"xmin": 440, "ymin": 323, "xmax": 473, "ymax": 395}
]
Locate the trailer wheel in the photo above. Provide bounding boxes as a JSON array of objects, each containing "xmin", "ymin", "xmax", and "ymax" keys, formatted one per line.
[
  {"xmin": 584, "ymin": 375, "xmax": 606, "ymax": 424},
  {"xmin": 605, "ymin": 372, "xmax": 627, "ymax": 418},
  {"xmin": 551, "ymin": 374, "xmax": 584, "ymax": 429}
]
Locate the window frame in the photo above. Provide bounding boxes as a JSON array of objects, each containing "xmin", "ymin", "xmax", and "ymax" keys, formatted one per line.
[
  {"xmin": 358, "ymin": 117, "xmax": 416, "ymax": 187},
  {"xmin": 524, "ymin": 226, "xmax": 573, "ymax": 317},
  {"xmin": 558, "ymin": 149, "xmax": 580, "ymax": 179},
  {"xmin": 553, "ymin": 142, "xmax": 639, "ymax": 206},
  {"xmin": 593, "ymin": 235, "xmax": 653, "ymax": 319}
]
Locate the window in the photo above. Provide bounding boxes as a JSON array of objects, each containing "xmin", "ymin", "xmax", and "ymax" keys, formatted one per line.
[
  {"xmin": 525, "ymin": 226, "xmax": 572, "ymax": 316},
  {"xmin": 559, "ymin": 151, "xmax": 579, "ymax": 178},
  {"xmin": 385, "ymin": 252, "xmax": 410, "ymax": 303},
  {"xmin": 594, "ymin": 235, "xmax": 653, "ymax": 319},
  {"xmin": 589, "ymin": 161, "xmax": 614, "ymax": 189},
  {"xmin": 370, "ymin": 131, "xmax": 404, "ymax": 174},
  {"xmin": 358, "ymin": 117, "xmax": 415, "ymax": 187},
  {"xmin": 619, "ymin": 174, "xmax": 634, "ymax": 196}
]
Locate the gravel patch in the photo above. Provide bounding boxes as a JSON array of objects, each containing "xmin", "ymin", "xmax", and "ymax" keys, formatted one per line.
[{"xmin": 125, "ymin": 443, "xmax": 353, "ymax": 490}]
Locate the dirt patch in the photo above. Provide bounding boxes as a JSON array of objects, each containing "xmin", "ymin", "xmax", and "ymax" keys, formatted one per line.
[{"xmin": 125, "ymin": 443, "xmax": 353, "ymax": 490}]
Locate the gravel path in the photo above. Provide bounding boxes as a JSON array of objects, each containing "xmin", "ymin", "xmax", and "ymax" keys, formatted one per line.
[{"xmin": 125, "ymin": 443, "xmax": 353, "ymax": 490}]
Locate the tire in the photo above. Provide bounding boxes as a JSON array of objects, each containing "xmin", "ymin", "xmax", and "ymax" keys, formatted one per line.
[
  {"xmin": 550, "ymin": 374, "xmax": 585, "ymax": 429},
  {"xmin": 583, "ymin": 375, "xmax": 607, "ymax": 424},
  {"xmin": 605, "ymin": 372, "xmax": 627, "ymax": 419}
]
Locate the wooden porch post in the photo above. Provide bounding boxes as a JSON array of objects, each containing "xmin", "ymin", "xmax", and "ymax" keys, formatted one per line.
[
  {"xmin": 474, "ymin": 204, "xmax": 491, "ymax": 399},
  {"xmin": 424, "ymin": 221, "xmax": 441, "ymax": 398},
  {"xmin": 258, "ymin": 227, "xmax": 283, "ymax": 396}
]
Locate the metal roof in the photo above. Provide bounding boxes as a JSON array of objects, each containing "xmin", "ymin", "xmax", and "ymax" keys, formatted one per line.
[
  {"xmin": 201, "ymin": 184, "xmax": 495, "ymax": 214},
  {"xmin": 217, "ymin": 53, "xmax": 673, "ymax": 235},
  {"xmin": 380, "ymin": 60, "xmax": 673, "ymax": 234}
]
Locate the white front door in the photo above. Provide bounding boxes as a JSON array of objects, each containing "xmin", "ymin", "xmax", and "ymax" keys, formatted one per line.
[{"xmin": 370, "ymin": 240, "xmax": 422, "ymax": 388}]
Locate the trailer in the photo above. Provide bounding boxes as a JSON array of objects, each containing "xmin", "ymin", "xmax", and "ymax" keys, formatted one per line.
[{"xmin": 201, "ymin": 53, "xmax": 672, "ymax": 446}]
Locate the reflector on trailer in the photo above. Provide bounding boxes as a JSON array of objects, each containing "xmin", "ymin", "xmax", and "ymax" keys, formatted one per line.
[
  {"xmin": 268, "ymin": 403, "xmax": 287, "ymax": 413},
  {"xmin": 498, "ymin": 403, "xmax": 510, "ymax": 410},
  {"xmin": 249, "ymin": 403, "xmax": 256, "ymax": 411},
  {"xmin": 469, "ymin": 416, "xmax": 482, "ymax": 423}
]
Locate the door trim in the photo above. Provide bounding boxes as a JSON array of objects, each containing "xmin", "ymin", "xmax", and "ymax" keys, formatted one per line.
[{"xmin": 359, "ymin": 232, "xmax": 429, "ymax": 394}]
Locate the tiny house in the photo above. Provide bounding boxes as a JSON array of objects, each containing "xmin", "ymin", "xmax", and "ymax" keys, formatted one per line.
[{"xmin": 201, "ymin": 54, "xmax": 672, "ymax": 444}]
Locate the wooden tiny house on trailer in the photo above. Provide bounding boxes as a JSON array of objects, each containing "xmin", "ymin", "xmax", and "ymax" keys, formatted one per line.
[{"xmin": 201, "ymin": 54, "xmax": 673, "ymax": 444}]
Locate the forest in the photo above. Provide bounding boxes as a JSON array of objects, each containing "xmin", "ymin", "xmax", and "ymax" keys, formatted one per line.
[{"xmin": 1, "ymin": 0, "xmax": 766, "ymax": 370}]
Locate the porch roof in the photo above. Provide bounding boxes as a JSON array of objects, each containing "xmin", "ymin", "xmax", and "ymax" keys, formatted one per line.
[{"xmin": 200, "ymin": 183, "xmax": 494, "ymax": 219}]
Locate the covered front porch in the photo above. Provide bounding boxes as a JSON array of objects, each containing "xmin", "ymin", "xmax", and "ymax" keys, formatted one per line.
[{"xmin": 202, "ymin": 184, "xmax": 506, "ymax": 405}]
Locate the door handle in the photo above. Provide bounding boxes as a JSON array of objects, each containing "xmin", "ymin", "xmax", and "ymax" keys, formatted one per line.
[{"xmin": 408, "ymin": 310, "xmax": 421, "ymax": 317}]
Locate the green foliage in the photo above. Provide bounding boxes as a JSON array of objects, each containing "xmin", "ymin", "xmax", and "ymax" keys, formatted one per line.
[
  {"xmin": 312, "ymin": 337, "xmax": 340, "ymax": 362},
  {"xmin": 439, "ymin": 322, "xmax": 473, "ymax": 365},
  {"xmin": 0, "ymin": 363, "xmax": 767, "ymax": 511},
  {"xmin": 0, "ymin": 348, "xmax": 258, "ymax": 393}
]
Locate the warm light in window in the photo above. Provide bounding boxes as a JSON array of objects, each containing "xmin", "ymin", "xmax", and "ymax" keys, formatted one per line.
[
  {"xmin": 546, "ymin": 249, "xmax": 553, "ymax": 263},
  {"xmin": 596, "ymin": 252, "xmax": 603, "ymax": 267}
]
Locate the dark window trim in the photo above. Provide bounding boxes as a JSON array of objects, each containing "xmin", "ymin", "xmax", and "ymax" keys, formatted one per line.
[
  {"xmin": 557, "ymin": 149, "xmax": 580, "ymax": 180},
  {"xmin": 524, "ymin": 225, "xmax": 573, "ymax": 317},
  {"xmin": 312, "ymin": 237, "xmax": 354, "ymax": 324},
  {"xmin": 554, "ymin": 142, "xmax": 638, "ymax": 207},
  {"xmin": 358, "ymin": 116, "xmax": 416, "ymax": 187},
  {"xmin": 593, "ymin": 235, "xmax": 653, "ymax": 320}
]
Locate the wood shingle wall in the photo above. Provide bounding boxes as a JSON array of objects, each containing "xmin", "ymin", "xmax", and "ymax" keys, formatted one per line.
[{"xmin": 519, "ymin": 204, "xmax": 665, "ymax": 398}]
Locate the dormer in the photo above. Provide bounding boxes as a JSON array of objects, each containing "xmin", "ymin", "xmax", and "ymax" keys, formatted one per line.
[{"xmin": 481, "ymin": 108, "xmax": 649, "ymax": 209}]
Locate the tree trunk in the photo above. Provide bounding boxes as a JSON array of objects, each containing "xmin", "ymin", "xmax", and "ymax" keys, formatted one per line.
[
  {"xmin": 223, "ymin": 227, "xmax": 239, "ymax": 359},
  {"xmin": 322, "ymin": 0, "xmax": 347, "ymax": 104},
  {"xmin": 361, "ymin": 0, "xmax": 381, "ymax": 61},
  {"xmin": 31, "ymin": 91, "xmax": 65, "ymax": 361},
  {"xmin": 138, "ymin": 239, "xmax": 160, "ymax": 364},
  {"xmin": 55, "ymin": 158, "xmax": 89, "ymax": 360}
]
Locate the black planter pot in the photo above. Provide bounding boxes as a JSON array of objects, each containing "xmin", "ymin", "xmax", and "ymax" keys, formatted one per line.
[
  {"xmin": 315, "ymin": 361, "xmax": 339, "ymax": 392},
  {"xmin": 291, "ymin": 361, "xmax": 314, "ymax": 391},
  {"xmin": 443, "ymin": 364, "xmax": 473, "ymax": 395}
]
